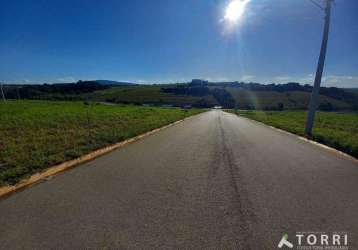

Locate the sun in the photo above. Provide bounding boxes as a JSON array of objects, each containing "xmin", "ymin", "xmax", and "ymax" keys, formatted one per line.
[{"xmin": 224, "ymin": 0, "xmax": 250, "ymax": 23}]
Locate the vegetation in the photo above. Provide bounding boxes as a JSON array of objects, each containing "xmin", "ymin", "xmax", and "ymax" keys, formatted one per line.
[
  {"xmin": 227, "ymin": 110, "xmax": 358, "ymax": 158},
  {"xmin": 0, "ymin": 100, "xmax": 204, "ymax": 185},
  {"xmin": 86, "ymin": 85, "xmax": 218, "ymax": 107},
  {"xmin": 226, "ymin": 88, "xmax": 352, "ymax": 110},
  {"xmin": 3, "ymin": 81, "xmax": 110, "ymax": 100},
  {"xmin": 2, "ymin": 80, "xmax": 357, "ymax": 110},
  {"xmin": 84, "ymin": 83, "xmax": 357, "ymax": 110}
]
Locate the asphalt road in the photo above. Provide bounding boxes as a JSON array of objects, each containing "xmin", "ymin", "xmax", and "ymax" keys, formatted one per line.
[{"xmin": 0, "ymin": 110, "xmax": 357, "ymax": 249}]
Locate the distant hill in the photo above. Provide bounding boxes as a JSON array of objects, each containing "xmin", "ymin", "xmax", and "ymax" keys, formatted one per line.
[
  {"xmin": 2, "ymin": 81, "xmax": 110, "ymax": 99},
  {"xmin": 95, "ymin": 80, "xmax": 136, "ymax": 86},
  {"xmin": 87, "ymin": 80, "xmax": 358, "ymax": 110},
  {"xmin": 2, "ymin": 80, "xmax": 358, "ymax": 111}
]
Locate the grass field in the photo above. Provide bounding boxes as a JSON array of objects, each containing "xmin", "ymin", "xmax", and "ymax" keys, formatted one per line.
[
  {"xmin": 0, "ymin": 100, "xmax": 204, "ymax": 185},
  {"xmin": 84, "ymin": 85, "xmax": 219, "ymax": 107},
  {"xmin": 227, "ymin": 110, "xmax": 358, "ymax": 158},
  {"xmin": 14, "ymin": 83, "xmax": 357, "ymax": 111},
  {"xmin": 87, "ymin": 86, "xmax": 355, "ymax": 110},
  {"xmin": 225, "ymin": 88, "xmax": 352, "ymax": 110}
]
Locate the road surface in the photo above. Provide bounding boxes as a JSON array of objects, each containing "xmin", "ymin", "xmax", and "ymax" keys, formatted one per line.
[{"xmin": 0, "ymin": 110, "xmax": 357, "ymax": 249}]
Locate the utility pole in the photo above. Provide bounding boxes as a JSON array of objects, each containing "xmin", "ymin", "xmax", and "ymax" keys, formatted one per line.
[
  {"xmin": 305, "ymin": 0, "xmax": 333, "ymax": 136},
  {"xmin": 0, "ymin": 82, "xmax": 6, "ymax": 102}
]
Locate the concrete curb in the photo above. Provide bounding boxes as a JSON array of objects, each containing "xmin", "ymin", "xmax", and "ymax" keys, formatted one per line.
[
  {"xmin": 0, "ymin": 112, "xmax": 204, "ymax": 199},
  {"xmin": 225, "ymin": 111, "xmax": 358, "ymax": 163}
]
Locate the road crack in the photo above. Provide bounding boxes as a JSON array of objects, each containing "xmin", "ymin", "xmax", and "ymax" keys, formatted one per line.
[{"xmin": 207, "ymin": 113, "xmax": 257, "ymax": 249}]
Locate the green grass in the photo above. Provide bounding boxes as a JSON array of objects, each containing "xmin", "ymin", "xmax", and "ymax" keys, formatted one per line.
[
  {"xmin": 225, "ymin": 88, "xmax": 352, "ymax": 110},
  {"xmin": 84, "ymin": 85, "xmax": 218, "ymax": 107},
  {"xmin": 227, "ymin": 110, "xmax": 358, "ymax": 158},
  {"xmin": 26, "ymin": 84, "xmax": 356, "ymax": 111},
  {"xmin": 0, "ymin": 100, "xmax": 205, "ymax": 185},
  {"xmin": 89, "ymin": 86, "xmax": 353, "ymax": 110}
]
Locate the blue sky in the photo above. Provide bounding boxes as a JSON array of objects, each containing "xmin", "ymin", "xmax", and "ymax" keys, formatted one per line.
[{"xmin": 0, "ymin": 0, "xmax": 357, "ymax": 87}]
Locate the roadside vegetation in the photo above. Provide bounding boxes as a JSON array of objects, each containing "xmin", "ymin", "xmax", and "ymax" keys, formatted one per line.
[
  {"xmin": 0, "ymin": 100, "xmax": 204, "ymax": 185},
  {"xmin": 3, "ymin": 80, "xmax": 357, "ymax": 110},
  {"xmin": 227, "ymin": 110, "xmax": 358, "ymax": 158},
  {"xmin": 86, "ymin": 85, "xmax": 218, "ymax": 107}
]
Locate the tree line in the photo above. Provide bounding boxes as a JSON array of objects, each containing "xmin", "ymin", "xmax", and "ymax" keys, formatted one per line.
[{"xmin": 2, "ymin": 81, "xmax": 109, "ymax": 100}]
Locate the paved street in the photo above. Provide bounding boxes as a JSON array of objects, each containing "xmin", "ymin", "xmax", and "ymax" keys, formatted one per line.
[{"xmin": 0, "ymin": 110, "xmax": 357, "ymax": 249}]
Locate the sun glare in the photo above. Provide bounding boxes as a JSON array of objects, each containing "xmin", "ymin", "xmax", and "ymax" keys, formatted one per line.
[{"xmin": 224, "ymin": 0, "xmax": 250, "ymax": 24}]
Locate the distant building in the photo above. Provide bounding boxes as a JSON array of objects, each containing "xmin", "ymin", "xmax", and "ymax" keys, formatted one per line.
[{"xmin": 190, "ymin": 79, "xmax": 208, "ymax": 86}]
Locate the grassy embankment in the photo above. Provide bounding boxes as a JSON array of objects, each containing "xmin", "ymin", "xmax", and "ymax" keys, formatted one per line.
[
  {"xmin": 84, "ymin": 85, "xmax": 219, "ymax": 107},
  {"xmin": 86, "ymin": 85, "xmax": 355, "ymax": 110},
  {"xmin": 8, "ymin": 83, "xmax": 356, "ymax": 110},
  {"xmin": 227, "ymin": 110, "xmax": 358, "ymax": 158},
  {"xmin": 0, "ymin": 100, "xmax": 204, "ymax": 185},
  {"xmin": 225, "ymin": 87, "xmax": 352, "ymax": 110}
]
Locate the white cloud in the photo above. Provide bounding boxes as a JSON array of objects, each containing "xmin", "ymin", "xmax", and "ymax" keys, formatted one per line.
[
  {"xmin": 321, "ymin": 75, "xmax": 358, "ymax": 88},
  {"xmin": 1, "ymin": 79, "xmax": 37, "ymax": 85},
  {"xmin": 206, "ymin": 77, "xmax": 230, "ymax": 82},
  {"xmin": 297, "ymin": 74, "xmax": 315, "ymax": 84},
  {"xmin": 240, "ymin": 75, "xmax": 255, "ymax": 81},
  {"xmin": 269, "ymin": 74, "xmax": 358, "ymax": 88},
  {"xmin": 272, "ymin": 76, "xmax": 292, "ymax": 82},
  {"xmin": 3, "ymin": 74, "xmax": 358, "ymax": 88},
  {"xmin": 55, "ymin": 76, "xmax": 76, "ymax": 83},
  {"xmin": 135, "ymin": 79, "xmax": 149, "ymax": 84}
]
